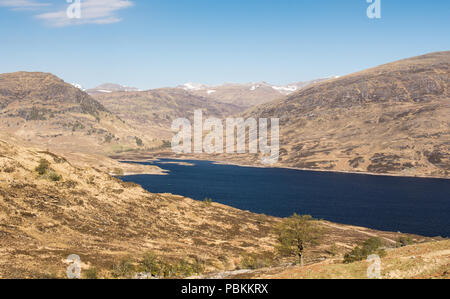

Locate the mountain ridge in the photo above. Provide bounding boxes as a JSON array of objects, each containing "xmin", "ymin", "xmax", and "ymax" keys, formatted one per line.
[
  {"xmin": 238, "ymin": 51, "xmax": 450, "ymax": 178},
  {"xmin": 177, "ymin": 78, "xmax": 330, "ymax": 107},
  {"xmin": 0, "ymin": 72, "xmax": 157, "ymax": 155},
  {"xmin": 92, "ymin": 88, "xmax": 242, "ymax": 140},
  {"xmin": 132, "ymin": 51, "xmax": 450, "ymax": 179}
]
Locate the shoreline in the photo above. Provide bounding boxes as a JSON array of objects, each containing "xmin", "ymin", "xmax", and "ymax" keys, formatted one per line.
[{"xmin": 115, "ymin": 154, "xmax": 450, "ymax": 181}]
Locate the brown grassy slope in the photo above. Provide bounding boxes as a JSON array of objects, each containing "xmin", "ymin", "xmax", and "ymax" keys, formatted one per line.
[
  {"xmin": 93, "ymin": 88, "xmax": 242, "ymax": 140},
  {"xmin": 238, "ymin": 51, "xmax": 450, "ymax": 178},
  {"xmin": 0, "ymin": 135, "xmax": 277, "ymax": 278},
  {"xmin": 0, "ymin": 135, "xmax": 433, "ymax": 278},
  {"xmin": 0, "ymin": 72, "xmax": 157, "ymax": 155},
  {"xmin": 230, "ymin": 240, "xmax": 450, "ymax": 279}
]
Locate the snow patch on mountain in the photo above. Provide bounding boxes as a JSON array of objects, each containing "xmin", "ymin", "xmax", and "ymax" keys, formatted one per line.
[
  {"xmin": 182, "ymin": 83, "xmax": 208, "ymax": 91},
  {"xmin": 272, "ymin": 85, "xmax": 298, "ymax": 93},
  {"xmin": 71, "ymin": 83, "xmax": 85, "ymax": 91}
]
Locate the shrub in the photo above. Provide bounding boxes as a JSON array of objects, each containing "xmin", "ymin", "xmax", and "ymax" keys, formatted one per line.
[
  {"xmin": 85, "ymin": 267, "xmax": 98, "ymax": 279},
  {"xmin": 48, "ymin": 171, "xmax": 62, "ymax": 182},
  {"xmin": 240, "ymin": 253, "xmax": 273, "ymax": 270},
  {"xmin": 162, "ymin": 140, "xmax": 171, "ymax": 148},
  {"xmin": 3, "ymin": 166, "xmax": 15, "ymax": 173},
  {"xmin": 344, "ymin": 237, "xmax": 386, "ymax": 264},
  {"xmin": 35, "ymin": 159, "xmax": 50, "ymax": 175},
  {"xmin": 135, "ymin": 137, "xmax": 143, "ymax": 147},
  {"xmin": 140, "ymin": 252, "xmax": 161, "ymax": 276},
  {"xmin": 112, "ymin": 256, "xmax": 135, "ymax": 278},
  {"xmin": 397, "ymin": 236, "xmax": 414, "ymax": 247},
  {"xmin": 86, "ymin": 176, "xmax": 96, "ymax": 185},
  {"xmin": 203, "ymin": 198, "xmax": 213, "ymax": 206},
  {"xmin": 138, "ymin": 252, "xmax": 204, "ymax": 278},
  {"xmin": 167, "ymin": 259, "xmax": 204, "ymax": 278},
  {"xmin": 104, "ymin": 133, "xmax": 114, "ymax": 143},
  {"xmin": 327, "ymin": 244, "xmax": 339, "ymax": 257},
  {"xmin": 64, "ymin": 180, "xmax": 78, "ymax": 188},
  {"xmin": 71, "ymin": 121, "xmax": 85, "ymax": 132}
]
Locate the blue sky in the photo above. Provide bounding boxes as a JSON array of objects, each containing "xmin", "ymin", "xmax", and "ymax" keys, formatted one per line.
[{"xmin": 0, "ymin": 0, "xmax": 449, "ymax": 89}]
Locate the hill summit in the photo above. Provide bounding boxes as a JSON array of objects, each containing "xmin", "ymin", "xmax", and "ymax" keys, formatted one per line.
[{"xmin": 0, "ymin": 72, "xmax": 154, "ymax": 154}]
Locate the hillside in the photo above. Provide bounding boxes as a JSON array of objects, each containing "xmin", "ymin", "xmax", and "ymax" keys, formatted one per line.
[
  {"xmin": 1, "ymin": 134, "xmax": 435, "ymax": 278},
  {"xmin": 228, "ymin": 51, "xmax": 449, "ymax": 178},
  {"xmin": 220, "ymin": 240, "xmax": 450, "ymax": 279},
  {"xmin": 92, "ymin": 88, "xmax": 241, "ymax": 140},
  {"xmin": 0, "ymin": 72, "xmax": 158, "ymax": 155},
  {"xmin": 0, "ymin": 134, "xmax": 276, "ymax": 278},
  {"xmin": 179, "ymin": 79, "xmax": 328, "ymax": 108}
]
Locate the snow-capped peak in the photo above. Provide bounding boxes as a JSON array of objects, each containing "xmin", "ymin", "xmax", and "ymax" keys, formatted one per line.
[
  {"xmin": 71, "ymin": 83, "xmax": 85, "ymax": 91},
  {"xmin": 271, "ymin": 85, "xmax": 298, "ymax": 93},
  {"xmin": 182, "ymin": 82, "xmax": 208, "ymax": 91}
]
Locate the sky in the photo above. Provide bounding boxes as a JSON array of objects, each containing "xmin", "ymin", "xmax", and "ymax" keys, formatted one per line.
[{"xmin": 0, "ymin": 0, "xmax": 449, "ymax": 90}]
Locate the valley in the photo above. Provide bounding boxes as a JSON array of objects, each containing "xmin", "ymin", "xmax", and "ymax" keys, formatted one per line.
[
  {"xmin": 0, "ymin": 51, "xmax": 448, "ymax": 279},
  {"xmin": 3, "ymin": 134, "xmax": 442, "ymax": 278},
  {"xmin": 112, "ymin": 52, "xmax": 449, "ymax": 179}
]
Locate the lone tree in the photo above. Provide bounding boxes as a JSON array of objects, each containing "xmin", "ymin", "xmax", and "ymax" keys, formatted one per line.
[{"xmin": 275, "ymin": 214, "xmax": 322, "ymax": 266}]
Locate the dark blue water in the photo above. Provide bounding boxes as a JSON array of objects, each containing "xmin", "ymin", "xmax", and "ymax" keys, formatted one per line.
[{"xmin": 121, "ymin": 159, "xmax": 450, "ymax": 237}]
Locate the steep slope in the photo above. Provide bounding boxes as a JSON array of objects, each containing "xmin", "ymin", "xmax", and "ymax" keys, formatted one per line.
[
  {"xmin": 1, "ymin": 135, "xmax": 431, "ymax": 278},
  {"xmin": 240, "ymin": 51, "xmax": 450, "ymax": 178},
  {"xmin": 1, "ymin": 134, "xmax": 439, "ymax": 278},
  {"xmin": 0, "ymin": 134, "xmax": 278, "ymax": 278},
  {"xmin": 0, "ymin": 72, "xmax": 156, "ymax": 154},
  {"xmin": 180, "ymin": 79, "xmax": 329, "ymax": 108},
  {"xmin": 93, "ymin": 88, "xmax": 241, "ymax": 140},
  {"xmin": 224, "ymin": 240, "xmax": 450, "ymax": 279}
]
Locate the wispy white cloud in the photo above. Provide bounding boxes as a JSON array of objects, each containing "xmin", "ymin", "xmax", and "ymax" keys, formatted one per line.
[
  {"xmin": 36, "ymin": 0, "xmax": 134, "ymax": 27},
  {"xmin": 0, "ymin": 0, "xmax": 133, "ymax": 26},
  {"xmin": 0, "ymin": 0, "xmax": 50, "ymax": 10}
]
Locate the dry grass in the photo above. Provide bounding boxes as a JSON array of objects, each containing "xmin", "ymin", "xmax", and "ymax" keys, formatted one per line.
[{"xmin": 226, "ymin": 240, "xmax": 449, "ymax": 279}]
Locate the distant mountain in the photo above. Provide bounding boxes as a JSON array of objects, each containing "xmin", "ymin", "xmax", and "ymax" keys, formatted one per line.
[
  {"xmin": 71, "ymin": 83, "xmax": 85, "ymax": 91},
  {"xmin": 86, "ymin": 83, "xmax": 140, "ymax": 94},
  {"xmin": 240, "ymin": 51, "xmax": 450, "ymax": 178},
  {"xmin": 92, "ymin": 88, "xmax": 241, "ymax": 139},
  {"xmin": 0, "ymin": 72, "xmax": 155, "ymax": 154},
  {"xmin": 178, "ymin": 79, "xmax": 329, "ymax": 108}
]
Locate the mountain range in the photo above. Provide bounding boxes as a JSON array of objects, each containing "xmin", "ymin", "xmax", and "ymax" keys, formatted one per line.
[
  {"xmin": 177, "ymin": 79, "xmax": 330, "ymax": 108},
  {"xmin": 0, "ymin": 52, "xmax": 448, "ymax": 179},
  {"xmin": 238, "ymin": 51, "xmax": 449, "ymax": 178},
  {"xmin": 87, "ymin": 79, "xmax": 329, "ymax": 108},
  {"xmin": 0, "ymin": 51, "xmax": 448, "ymax": 278},
  {"xmin": 92, "ymin": 88, "xmax": 241, "ymax": 140}
]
